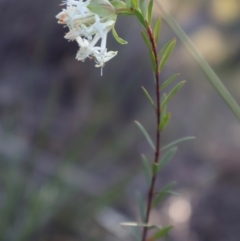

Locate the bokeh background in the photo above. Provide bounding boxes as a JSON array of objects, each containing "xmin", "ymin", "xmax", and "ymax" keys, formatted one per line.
[{"xmin": 1, "ymin": 0, "xmax": 240, "ymax": 240}]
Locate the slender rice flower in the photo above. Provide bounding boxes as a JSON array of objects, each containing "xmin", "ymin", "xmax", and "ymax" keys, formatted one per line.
[{"xmin": 56, "ymin": 0, "xmax": 127, "ymax": 75}]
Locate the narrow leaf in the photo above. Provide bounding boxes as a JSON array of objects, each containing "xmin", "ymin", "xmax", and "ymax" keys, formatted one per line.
[
  {"xmin": 141, "ymin": 86, "xmax": 155, "ymax": 109},
  {"xmin": 112, "ymin": 27, "xmax": 128, "ymax": 44},
  {"xmin": 111, "ymin": 0, "xmax": 127, "ymax": 8},
  {"xmin": 152, "ymin": 182, "xmax": 176, "ymax": 207},
  {"xmin": 161, "ymin": 81, "xmax": 185, "ymax": 109},
  {"xmin": 160, "ymin": 93, "xmax": 167, "ymax": 120},
  {"xmin": 149, "ymin": 226, "xmax": 173, "ymax": 241},
  {"xmin": 117, "ymin": 10, "xmax": 135, "ymax": 15},
  {"xmin": 87, "ymin": 0, "xmax": 115, "ymax": 16},
  {"xmin": 161, "ymin": 93, "xmax": 167, "ymax": 110},
  {"xmin": 149, "ymin": 49, "xmax": 157, "ymax": 72},
  {"xmin": 147, "ymin": 0, "xmax": 153, "ymax": 24},
  {"xmin": 135, "ymin": 121, "xmax": 155, "ymax": 150},
  {"xmin": 152, "ymin": 163, "xmax": 159, "ymax": 176},
  {"xmin": 159, "ymin": 147, "xmax": 177, "ymax": 170},
  {"xmin": 141, "ymin": 154, "xmax": 151, "ymax": 187},
  {"xmin": 161, "ymin": 136, "xmax": 196, "ymax": 151},
  {"xmin": 160, "ymin": 107, "xmax": 166, "ymax": 122},
  {"xmin": 161, "ymin": 73, "xmax": 179, "ymax": 90},
  {"xmin": 139, "ymin": 0, "xmax": 147, "ymax": 19},
  {"xmin": 153, "ymin": 17, "xmax": 161, "ymax": 44},
  {"xmin": 158, "ymin": 39, "xmax": 176, "ymax": 71},
  {"xmin": 136, "ymin": 192, "xmax": 146, "ymax": 222},
  {"xmin": 157, "ymin": 38, "xmax": 175, "ymax": 59},
  {"xmin": 159, "ymin": 112, "xmax": 171, "ymax": 131},
  {"xmin": 141, "ymin": 31, "xmax": 152, "ymax": 50},
  {"xmin": 135, "ymin": 10, "xmax": 147, "ymax": 28},
  {"xmin": 131, "ymin": 0, "xmax": 138, "ymax": 9},
  {"xmin": 125, "ymin": 0, "xmax": 131, "ymax": 8}
]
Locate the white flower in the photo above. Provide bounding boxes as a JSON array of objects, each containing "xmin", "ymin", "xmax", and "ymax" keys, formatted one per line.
[{"xmin": 56, "ymin": 0, "xmax": 117, "ymax": 74}]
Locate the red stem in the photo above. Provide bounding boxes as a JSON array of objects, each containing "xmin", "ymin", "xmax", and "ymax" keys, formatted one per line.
[{"xmin": 141, "ymin": 24, "xmax": 161, "ymax": 241}]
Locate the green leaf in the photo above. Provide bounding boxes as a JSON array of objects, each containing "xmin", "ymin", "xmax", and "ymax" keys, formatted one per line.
[
  {"xmin": 139, "ymin": 0, "xmax": 147, "ymax": 19},
  {"xmin": 111, "ymin": 0, "xmax": 127, "ymax": 8},
  {"xmin": 161, "ymin": 92, "xmax": 167, "ymax": 102},
  {"xmin": 157, "ymin": 38, "xmax": 175, "ymax": 59},
  {"xmin": 147, "ymin": 0, "xmax": 153, "ymax": 24},
  {"xmin": 161, "ymin": 73, "xmax": 179, "ymax": 90},
  {"xmin": 149, "ymin": 226, "xmax": 173, "ymax": 241},
  {"xmin": 149, "ymin": 49, "xmax": 157, "ymax": 72},
  {"xmin": 152, "ymin": 163, "xmax": 159, "ymax": 176},
  {"xmin": 117, "ymin": 10, "xmax": 134, "ymax": 15},
  {"xmin": 152, "ymin": 182, "xmax": 176, "ymax": 207},
  {"xmin": 136, "ymin": 192, "xmax": 146, "ymax": 222},
  {"xmin": 153, "ymin": 17, "xmax": 161, "ymax": 44},
  {"xmin": 125, "ymin": 0, "xmax": 131, "ymax": 8},
  {"xmin": 159, "ymin": 147, "xmax": 177, "ymax": 170},
  {"xmin": 135, "ymin": 121, "xmax": 155, "ymax": 150},
  {"xmin": 87, "ymin": 0, "xmax": 115, "ymax": 16},
  {"xmin": 159, "ymin": 112, "xmax": 171, "ymax": 131},
  {"xmin": 161, "ymin": 136, "xmax": 196, "ymax": 151},
  {"xmin": 131, "ymin": 0, "xmax": 138, "ymax": 9},
  {"xmin": 160, "ymin": 93, "xmax": 167, "ymax": 125},
  {"xmin": 112, "ymin": 26, "xmax": 128, "ymax": 44},
  {"xmin": 158, "ymin": 39, "xmax": 176, "ymax": 71},
  {"xmin": 156, "ymin": 1, "xmax": 240, "ymax": 122},
  {"xmin": 161, "ymin": 81, "xmax": 185, "ymax": 109},
  {"xmin": 135, "ymin": 10, "xmax": 147, "ymax": 28},
  {"xmin": 141, "ymin": 154, "xmax": 151, "ymax": 187},
  {"xmin": 141, "ymin": 86, "xmax": 155, "ymax": 109},
  {"xmin": 141, "ymin": 31, "xmax": 151, "ymax": 50}
]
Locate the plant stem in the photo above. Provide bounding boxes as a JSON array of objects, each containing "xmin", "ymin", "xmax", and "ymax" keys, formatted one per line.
[{"xmin": 141, "ymin": 24, "xmax": 161, "ymax": 241}]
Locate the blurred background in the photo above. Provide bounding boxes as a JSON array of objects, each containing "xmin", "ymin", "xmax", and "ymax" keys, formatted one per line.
[{"xmin": 0, "ymin": 0, "xmax": 240, "ymax": 240}]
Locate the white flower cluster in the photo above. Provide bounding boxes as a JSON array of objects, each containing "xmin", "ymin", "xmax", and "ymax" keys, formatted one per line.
[{"xmin": 56, "ymin": 0, "xmax": 118, "ymax": 74}]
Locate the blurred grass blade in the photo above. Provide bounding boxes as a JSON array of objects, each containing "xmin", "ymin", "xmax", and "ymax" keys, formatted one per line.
[
  {"xmin": 0, "ymin": 168, "xmax": 23, "ymax": 238},
  {"xmin": 141, "ymin": 86, "xmax": 156, "ymax": 109},
  {"xmin": 153, "ymin": 17, "xmax": 161, "ymax": 43},
  {"xmin": 161, "ymin": 81, "xmax": 185, "ymax": 109},
  {"xmin": 159, "ymin": 147, "xmax": 177, "ymax": 170},
  {"xmin": 161, "ymin": 73, "xmax": 179, "ymax": 90},
  {"xmin": 135, "ymin": 121, "xmax": 155, "ymax": 150},
  {"xmin": 156, "ymin": 2, "xmax": 240, "ymax": 121},
  {"xmin": 153, "ymin": 182, "xmax": 176, "ymax": 207},
  {"xmin": 158, "ymin": 38, "xmax": 176, "ymax": 71},
  {"xmin": 121, "ymin": 224, "xmax": 141, "ymax": 241},
  {"xmin": 141, "ymin": 154, "xmax": 151, "ymax": 187},
  {"xmin": 136, "ymin": 192, "xmax": 146, "ymax": 222},
  {"xmin": 161, "ymin": 136, "xmax": 195, "ymax": 151},
  {"xmin": 148, "ymin": 226, "xmax": 173, "ymax": 241}
]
